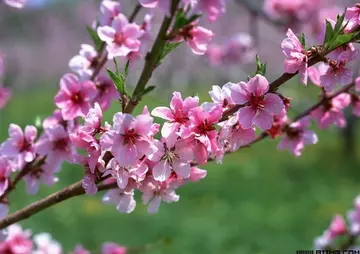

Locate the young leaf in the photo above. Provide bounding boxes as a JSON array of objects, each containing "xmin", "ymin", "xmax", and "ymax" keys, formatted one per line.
[
  {"xmin": 323, "ymin": 20, "xmax": 334, "ymax": 46},
  {"xmin": 139, "ymin": 86, "xmax": 156, "ymax": 98},
  {"xmin": 333, "ymin": 14, "xmax": 345, "ymax": 34},
  {"xmin": 328, "ymin": 33, "xmax": 355, "ymax": 51},
  {"xmin": 86, "ymin": 26, "xmax": 102, "ymax": 51},
  {"xmin": 107, "ymin": 68, "xmax": 126, "ymax": 95},
  {"xmin": 255, "ymin": 55, "xmax": 267, "ymax": 76},
  {"xmin": 156, "ymin": 42, "xmax": 182, "ymax": 66}
]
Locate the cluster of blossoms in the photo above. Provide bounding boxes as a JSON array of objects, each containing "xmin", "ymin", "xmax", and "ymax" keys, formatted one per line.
[
  {"xmin": 264, "ymin": 0, "xmax": 340, "ymax": 33},
  {"xmin": 206, "ymin": 33, "xmax": 255, "ymax": 66},
  {"xmin": 314, "ymin": 195, "xmax": 360, "ymax": 251},
  {"xmin": 0, "ymin": 223, "xmax": 126, "ymax": 254},
  {"xmin": 2, "ymin": 0, "xmax": 360, "ymax": 252},
  {"xmin": 1, "ymin": 0, "xmax": 360, "ymax": 215}
]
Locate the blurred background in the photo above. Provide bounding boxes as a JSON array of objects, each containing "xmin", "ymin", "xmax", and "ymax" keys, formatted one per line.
[{"xmin": 1, "ymin": 0, "xmax": 360, "ymax": 253}]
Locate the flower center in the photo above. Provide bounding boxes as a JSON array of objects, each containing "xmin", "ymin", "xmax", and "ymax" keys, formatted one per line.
[
  {"xmin": 162, "ymin": 147, "xmax": 178, "ymax": 165},
  {"xmin": 20, "ymin": 139, "xmax": 32, "ymax": 152},
  {"xmin": 114, "ymin": 33, "xmax": 125, "ymax": 45},
  {"xmin": 197, "ymin": 120, "xmax": 215, "ymax": 135},
  {"xmin": 123, "ymin": 129, "xmax": 139, "ymax": 145},
  {"xmin": 249, "ymin": 95, "xmax": 265, "ymax": 110},
  {"xmin": 53, "ymin": 138, "xmax": 68, "ymax": 151},
  {"xmin": 285, "ymin": 126, "xmax": 302, "ymax": 140},
  {"xmin": 71, "ymin": 92, "xmax": 83, "ymax": 105},
  {"xmin": 178, "ymin": 25, "xmax": 194, "ymax": 41}
]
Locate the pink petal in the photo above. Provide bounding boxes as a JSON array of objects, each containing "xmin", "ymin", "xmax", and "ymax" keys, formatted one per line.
[
  {"xmin": 263, "ymin": 93, "xmax": 284, "ymax": 115},
  {"xmin": 254, "ymin": 110, "xmax": 273, "ymax": 130},
  {"xmin": 151, "ymin": 107, "xmax": 173, "ymax": 121},
  {"xmin": 237, "ymin": 106, "xmax": 256, "ymax": 129},
  {"xmin": 153, "ymin": 160, "xmax": 171, "ymax": 182},
  {"xmin": 97, "ymin": 26, "xmax": 116, "ymax": 43},
  {"xmin": 173, "ymin": 161, "xmax": 191, "ymax": 179},
  {"xmin": 247, "ymin": 74, "xmax": 269, "ymax": 96}
]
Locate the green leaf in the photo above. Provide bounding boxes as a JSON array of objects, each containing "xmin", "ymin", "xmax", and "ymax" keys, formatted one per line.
[
  {"xmin": 334, "ymin": 14, "xmax": 345, "ymax": 34},
  {"xmin": 323, "ymin": 20, "xmax": 334, "ymax": 46},
  {"xmin": 86, "ymin": 26, "xmax": 102, "ymax": 51},
  {"xmin": 138, "ymin": 86, "xmax": 156, "ymax": 98},
  {"xmin": 106, "ymin": 68, "xmax": 126, "ymax": 95},
  {"xmin": 156, "ymin": 42, "xmax": 182, "ymax": 66},
  {"xmin": 328, "ymin": 33, "xmax": 355, "ymax": 51},
  {"xmin": 254, "ymin": 55, "xmax": 267, "ymax": 76},
  {"xmin": 297, "ymin": 33, "xmax": 306, "ymax": 48}
]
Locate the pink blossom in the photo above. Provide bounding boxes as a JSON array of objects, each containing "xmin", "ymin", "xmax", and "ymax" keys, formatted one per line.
[
  {"xmin": 229, "ymin": 74, "xmax": 285, "ymax": 130},
  {"xmin": 54, "ymin": 73, "xmax": 97, "ymax": 120},
  {"xmin": 345, "ymin": 4, "xmax": 360, "ymax": 31},
  {"xmin": 328, "ymin": 214, "xmax": 347, "ymax": 238},
  {"xmin": 206, "ymin": 44, "xmax": 224, "ymax": 66},
  {"xmin": 42, "ymin": 109, "xmax": 77, "ymax": 133},
  {"xmin": 188, "ymin": 167, "xmax": 207, "ymax": 182},
  {"xmin": 264, "ymin": 0, "xmax": 319, "ymax": 26},
  {"xmin": 277, "ymin": 117, "xmax": 318, "ymax": 156},
  {"xmin": 222, "ymin": 33, "xmax": 255, "ymax": 64},
  {"xmin": 97, "ymin": 14, "xmax": 142, "ymax": 59},
  {"xmin": 102, "ymin": 189, "xmax": 136, "ymax": 214},
  {"xmin": 311, "ymin": 93, "xmax": 351, "ymax": 129},
  {"xmin": 71, "ymin": 245, "xmax": 90, "ymax": 254},
  {"xmin": 0, "ymin": 124, "xmax": 37, "ymax": 168},
  {"xmin": 82, "ymin": 102, "xmax": 103, "ymax": 135},
  {"xmin": 35, "ymin": 126, "xmax": 75, "ymax": 164},
  {"xmin": 314, "ymin": 231, "xmax": 332, "ymax": 250},
  {"xmin": 0, "ymin": 86, "xmax": 11, "ymax": 109},
  {"xmin": 311, "ymin": 7, "xmax": 342, "ymax": 42},
  {"xmin": 139, "ymin": 14, "xmax": 153, "ymax": 41},
  {"xmin": 69, "ymin": 44, "xmax": 98, "ymax": 79},
  {"xmin": 102, "ymin": 242, "xmax": 127, "ymax": 254},
  {"xmin": 209, "ymin": 83, "xmax": 234, "ymax": 109},
  {"xmin": 149, "ymin": 137, "xmax": 193, "ymax": 182},
  {"xmin": 320, "ymin": 63, "xmax": 354, "ymax": 93},
  {"xmin": 178, "ymin": 24, "xmax": 214, "ymax": 55},
  {"xmin": 93, "ymin": 75, "xmax": 119, "ymax": 111},
  {"xmin": 141, "ymin": 180, "xmax": 179, "ymax": 213},
  {"xmin": 0, "ymin": 224, "xmax": 33, "ymax": 254},
  {"xmin": 104, "ymin": 158, "xmax": 148, "ymax": 189},
  {"xmin": 218, "ymin": 114, "xmax": 256, "ymax": 152},
  {"xmin": 152, "ymin": 91, "xmax": 199, "ymax": 137},
  {"xmin": 195, "ymin": 0, "xmax": 226, "ymax": 21},
  {"xmin": 281, "ymin": 28, "xmax": 308, "ymax": 85},
  {"xmin": 0, "ymin": 157, "xmax": 12, "ymax": 196},
  {"xmin": 100, "ymin": 0, "xmax": 121, "ymax": 26},
  {"xmin": 207, "ymin": 34, "xmax": 255, "ymax": 66},
  {"xmin": 82, "ymin": 171, "xmax": 98, "ymax": 195},
  {"xmin": 139, "ymin": 0, "xmax": 169, "ymax": 14},
  {"xmin": 4, "ymin": 0, "xmax": 26, "ymax": 8},
  {"xmin": 24, "ymin": 160, "xmax": 59, "ymax": 195},
  {"xmin": 100, "ymin": 113, "xmax": 154, "ymax": 167},
  {"xmin": 33, "ymin": 233, "xmax": 62, "ymax": 254},
  {"xmin": 348, "ymin": 195, "xmax": 360, "ymax": 234},
  {"xmin": 179, "ymin": 103, "xmax": 222, "ymax": 164}
]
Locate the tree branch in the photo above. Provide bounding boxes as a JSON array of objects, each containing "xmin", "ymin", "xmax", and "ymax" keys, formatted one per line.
[
  {"xmin": 0, "ymin": 181, "xmax": 117, "ymax": 229},
  {"xmin": 124, "ymin": 0, "xmax": 180, "ymax": 113}
]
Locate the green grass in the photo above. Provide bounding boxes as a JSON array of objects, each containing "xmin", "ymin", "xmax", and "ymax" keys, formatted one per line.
[{"xmin": 1, "ymin": 87, "xmax": 360, "ymax": 253}]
